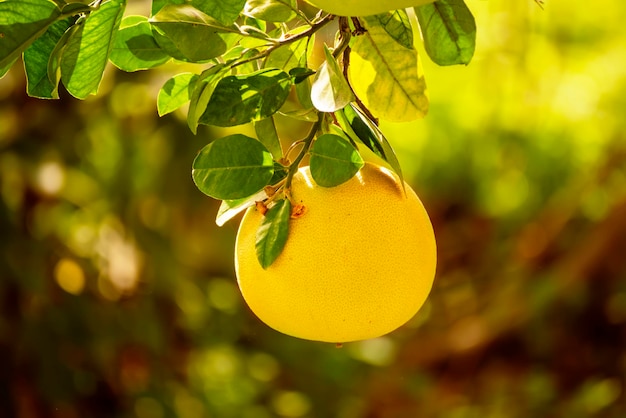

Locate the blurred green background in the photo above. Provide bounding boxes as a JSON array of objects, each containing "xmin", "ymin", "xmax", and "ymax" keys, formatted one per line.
[{"xmin": 1, "ymin": 0, "xmax": 625, "ymax": 417}]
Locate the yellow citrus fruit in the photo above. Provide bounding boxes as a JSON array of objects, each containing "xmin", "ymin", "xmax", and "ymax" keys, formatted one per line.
[
  {"xmin": 235, "ymin": 163, "xmax": 436, "ymax": 343},
  {"xmin": 304, "ymin": 0, "xmax": 435, "ymax": 17}
]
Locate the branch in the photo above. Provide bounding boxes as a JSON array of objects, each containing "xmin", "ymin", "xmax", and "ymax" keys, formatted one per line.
[
  {"xmin": 340, "ymin": 17, "xmax": 379, "ymax": 125},
  {"xmin": 231, "ymin": 13, "xmax": 336, "ymax": 70},
  {"xmin": 284, "ymin": 114, "xmax": 323, "ymax": 199}
]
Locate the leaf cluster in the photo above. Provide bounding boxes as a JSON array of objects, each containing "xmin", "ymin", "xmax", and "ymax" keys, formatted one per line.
[{"xmin": 0, "ymin": 0, "xmax": 476, "ymax": 267}]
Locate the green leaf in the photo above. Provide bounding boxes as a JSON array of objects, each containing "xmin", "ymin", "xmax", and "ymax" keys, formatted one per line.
[
  {"xmin": 290, "ymin": 67, "xmax": 315, "ymax": 84},
  {"xmin": 269, "ymin": 161, "xmax": 288, "ymax": 184},
  {"xmin": 244, "ymin": 15, "xmax": 267, "ymax": 32},
  {"xmin": 61, "ymin": 0, "xmax": 126, "ymax": 99},
  {"xmin": 255, "ymin": 198, "xmax": 291, "ymax": 269},
  {"xmin": 294, "ymin": 70, "xmax": 315, "ymax": 110},
  {"xmin": 244, "ymin": 0, "xmax": 296, "ymax": 23},
  {"xmin": 199, "ymin": 68, "xmax": 292, "ymax": 127},
  {"xmin": 192, "ymin": 0, "xmax": 247, "ymax": 25},
  {"xmin": 222, "ymin": 45, "xmax": 248, "ymax": 63},
  {"xmin": 311, "ymin": 44, "xmax": 354, "ymax": 113},
  {"xmin": 266, "ymin": 27, "xmax": 311, "ymax": 71},
  {"xmin": 46, "ymin": 22, "xmax": 81, "ymax": 94},
  {"xmin": 151, "ymin": 0, "xmax": 180, "ymax": 16},
  {"xmin": 295, "ymin": 36, "xmax": 315, "ymax": 110},
  {"xmin": 238, "ymin": 26, "xmax": 272, "ymax": 49},
  {"xmin": 192, "ymin": 134, "xmax": 275, "ymax": 200},
  {"xmin": 0, "ymin": 58, "xmax": 17, "ymax": 78},
  {"xmin": 309, "ymin": 133, "xmax": 364, "ymax": 187},
  {"xmin": 216, "ymin": 189, "xmax": 268, "ymax": 227},
  {"xmin": 254, "ymin": 117, "xmax": 283, "ymax": 159},
  {"xmin": 151, "ymin": 3, "xmax": 235, "ymax": 30},
  {"xmin": 119, "ymin": 16, "xmax": 146, "ymax": 28},
  {"xmin": 238, "ymin": 25, "xmax": 272, "ymax": 46},
  {"xmin": 187, "ymin": 64, "xmax": 228, "ymax": 133},
  {"xmin": 323, "ymin": 119, "xmax": 348, "ymax": 137},
  {"xmin": 370, "ymin": 10, "xmax": 414, "ymax": 50},
  {"xmin": 61, "ymin": 2, "xmax": 93, "ymax": 15},
  {"xmin": 336, "ymin": 103, "xmax": 404, "ymax": 186},
  {"xmin": 109, "ymin": 16, "xmax": 170, "ymax": 71},
  {"xmin": 278, "ymin": 108, "xmax": 317, "ymax": 122},
  {"xmin": 157, "ymin": 72, "xmax": 198, "ymax": 116},
  {"xmin": 415, "ymin": 0, "xmax": 476, "ymax": 66},
  {"xmin": 23, "ymin": 18, "xmax": 72, "ymax": 99},
  {"xmin": 216, "ymin": 162, "xmax": 287, "ymax": 228},
  {"xmin": 349, "ymin": 15, "xmax": 428, "ymax": 122},
  {"xmin": 0, "ymin": 0, "xmax": 61, "ymax": 68},
  {"xmin": 150, "ymin": 4, "xmax": 230, "ymax": 62},
  {"xmin": 230, "ymin": 48, "xmax": 261, "ymax": 75}
]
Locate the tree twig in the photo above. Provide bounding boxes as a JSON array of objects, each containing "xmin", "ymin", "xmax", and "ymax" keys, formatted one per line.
[{"xmin": 232, "ymin": 13, "xmax": 336, "ymax": 70}]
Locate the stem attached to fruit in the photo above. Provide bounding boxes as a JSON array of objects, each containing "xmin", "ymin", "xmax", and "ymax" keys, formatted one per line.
[{"xmin": 284, "ymin": 114, "xmax": 323, "ymax": 201}]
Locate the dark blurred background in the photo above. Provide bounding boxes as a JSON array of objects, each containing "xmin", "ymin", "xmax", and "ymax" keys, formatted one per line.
[{"xmin": 1, "ymin": 1, "xmax": 625, "ymax": 417}]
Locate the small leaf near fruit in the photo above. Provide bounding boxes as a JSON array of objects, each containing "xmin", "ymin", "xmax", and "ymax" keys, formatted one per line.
[
  {"xmin": 216, "ymin": 189, "xmax": 269, "ymax": 227},
  {"xmin": 192, "ymin": 134, "xmax": 274, "ymax": 200},
  {"xmin": 309, "ymin": 133, "xmax": 364, "ymax": 187},
  {"xmin": 255, "ymin": 198, "xmax": 292, "ymax": 269},
  {"xmin": 336, "ymin": 103, "xmax": 404, "ymax": 188}
]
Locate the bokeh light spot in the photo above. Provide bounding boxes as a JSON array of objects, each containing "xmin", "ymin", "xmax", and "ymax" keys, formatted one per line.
[
  {"xmin": 173, "ymin": 389, "xmax": 206, "ymax": 418},
  {"xmin": 448, "ymin": 315, "xmax": 488, "ymax": 352},
  {"xmin": 581, "ymin": 378, "xmax": 622, "ymax": 414},
  {"xmin": 272, "ymin": 391, "xmax": 312, "ymax": 418},
  {"xmin": 348, "ymin": 337, "xmax": 397, "ymax": 366},
  {"xmin": 241, "ymin": 405, "xmax": 273, "ymax": 418},
  {"xmin": 96, "ymin": 222, "xmax": 142, "ymax": 295},
  {"xmin": 552, "ymin": 74, "xmax": 599, "ymax": 121},
  {"xmin": 54, "ymin": 258, "xmax": 85, "ymax": 295},
  {"xmin": 35, "ymin": 161, "xmax": 65, "ymax": 196},
  {"xmin": 134, "ymin": 397, "xmax": 164, "ymax": 418},
  {"xmin": 208, "ymin": 278, "xmax": 240, "ymax": 313},
  {"xmin": 604, "ymin": 292, "xmax": 626, "ymax": 324},
  {"xmin": 247, "ymin": 352, "xmax": 280, "ymax": 382}
]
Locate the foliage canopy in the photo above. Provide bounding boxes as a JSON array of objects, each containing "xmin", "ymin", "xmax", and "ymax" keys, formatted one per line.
[{"xmin": 0, "ymin": 0, "xmax": 476, "ymax": 266}]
